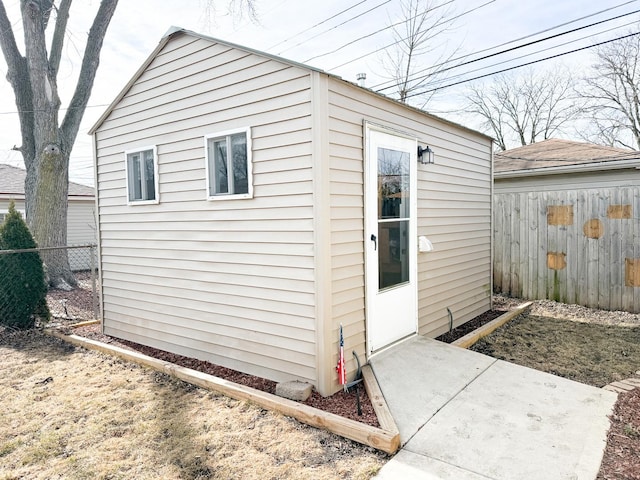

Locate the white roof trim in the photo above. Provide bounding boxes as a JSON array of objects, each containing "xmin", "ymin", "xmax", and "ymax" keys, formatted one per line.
[{"xmin": 495, "ymin": 159, "xmax": 640, "ymax": 178}]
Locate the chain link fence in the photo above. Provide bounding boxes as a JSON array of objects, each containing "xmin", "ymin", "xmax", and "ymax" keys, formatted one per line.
[{"xmin": 0, "ymin": 245, "xmax": 100, "ymax": 326}]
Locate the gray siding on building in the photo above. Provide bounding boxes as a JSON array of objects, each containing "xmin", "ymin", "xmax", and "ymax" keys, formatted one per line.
[{"xmin": 94, "ymin": 34, "xmax": 318, "ymax": 385}]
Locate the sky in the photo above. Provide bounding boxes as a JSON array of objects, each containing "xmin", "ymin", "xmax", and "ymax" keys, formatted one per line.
[{"xmin": 0, "ymin": 0, "xmax": 638, "ymax": 186}]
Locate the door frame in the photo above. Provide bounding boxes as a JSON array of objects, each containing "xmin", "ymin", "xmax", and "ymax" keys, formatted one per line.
[{"xmin": 364, "ymin": 121, "xmax": 419, "ymax": 356}]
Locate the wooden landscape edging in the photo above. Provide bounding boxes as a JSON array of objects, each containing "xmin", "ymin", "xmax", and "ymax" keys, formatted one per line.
[
  {"xmin": 46, "ymin": 330, "xmax": 400, "ymax": 454},
  {"xmin": 361, "ymin": 365, "xmax": 399, "ymax": 434},
  {"xmin": 451, "ymin": 302, "xmax": 533, "ymax": 349}
]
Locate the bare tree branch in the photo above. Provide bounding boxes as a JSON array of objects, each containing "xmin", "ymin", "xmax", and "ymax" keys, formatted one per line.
[
  {"xmin": 380, "ymin": 0, "xmax": 460, "ymax": 107},
  {"xmin": 465, "ymin": 67, "xmax": 580, "ymax": 150},
  {"xmin": 48, "ymin": 0, "xmax": 71, "ymax": 77},
  {"xmin": 579, "ymin": 29, "xmax": 640, "ymax": 149},
  {"xmin": 0, "ymin": 1, "xmax": 35, "ymax": 166},
  {"xmin": 61, "ymin": 0, "xmax": 118, "ymax": 151}
]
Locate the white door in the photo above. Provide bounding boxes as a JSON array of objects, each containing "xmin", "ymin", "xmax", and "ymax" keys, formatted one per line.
[{"xmin": 365, "ymin": 125, "xmax": 418, "ymax": 354}]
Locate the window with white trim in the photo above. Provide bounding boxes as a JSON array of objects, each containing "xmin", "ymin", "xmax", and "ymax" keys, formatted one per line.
[
  {"xmin": 125, "ymin": 146, "xmax": 158, "ymax": 203},
  {"xmin": 205, "ymin": 128, "xmax": 252, "ymax": 199}
]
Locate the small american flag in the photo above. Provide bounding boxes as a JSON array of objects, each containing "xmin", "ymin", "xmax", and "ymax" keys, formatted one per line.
[{"xmin": 336, "ymin": 324, "xmax": 347, "ymax": 388}]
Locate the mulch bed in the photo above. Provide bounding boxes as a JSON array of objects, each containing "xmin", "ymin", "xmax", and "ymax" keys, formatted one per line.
[
  {"xmin": 598, "ymin": 387, "xmax": 640, "ymax": 479},
  {"xmin": 435, "ymin": 308, "xmax": 507, "ymax": 343},
  {"xmin": 73, "ymin": 324, "xmax": 379, "ymax": 427}
]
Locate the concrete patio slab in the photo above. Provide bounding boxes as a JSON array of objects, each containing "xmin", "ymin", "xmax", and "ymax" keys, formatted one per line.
[
  {"xmin": 370, "ymin": 336, "xmax": 496, "ymax": 444},
  {"xmin": 371, "ymin": 336, "xmax": 618, "ymax": 480},
  {"xmin": 374, "ymin": 450, "xmax": 492, "ymax": 480}
]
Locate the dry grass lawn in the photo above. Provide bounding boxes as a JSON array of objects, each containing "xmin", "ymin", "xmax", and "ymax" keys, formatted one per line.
[{"xmin": 0, "ymin": 330, "xmax": 387, "ymax": 480}]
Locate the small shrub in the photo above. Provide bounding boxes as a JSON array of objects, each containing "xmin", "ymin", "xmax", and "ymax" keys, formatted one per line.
[{"xmin": 0, "ymin": 201, "xmax": 50, "ymax": 329}]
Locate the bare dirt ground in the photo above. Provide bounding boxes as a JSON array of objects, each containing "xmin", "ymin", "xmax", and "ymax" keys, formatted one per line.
[
  {"xmin": 474, "ymin": 296, "xmax": 640, "ymax": 480},
  {"xmin": 0, "ymin": 329, "xmax": 387, "ymax": 480}
]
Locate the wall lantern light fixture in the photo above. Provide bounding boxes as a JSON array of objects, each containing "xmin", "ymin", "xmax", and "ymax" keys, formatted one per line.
[{"xmin": 417, "ymin": 145, "xmax": 435, "ymax": 164}]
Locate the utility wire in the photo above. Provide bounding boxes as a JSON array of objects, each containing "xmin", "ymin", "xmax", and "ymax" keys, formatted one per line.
[
  {"xmin": 267, "ymin": 0, "xmax": 373, "ymax": 52},
  {"xmin": 412, "ymin": 19, "xmax": 637, "ymax": 93},
  {"xmin": 276, "ymin": 0, "xmax": 392, "ymax": 56},
  {"xmin": 404, "ymin": 31, "xmax": 640, "ymax": 98},
  {"xmin": 325, "ymin": 0, "xmax": 495, "ymax": 69},
  {"xmin": 378, "ymin": 11, "xmax": 640, "ymax": 95},
  {"xmin": 0, "ymin": 103, "xmax": 110, "ymax": 116},
  {"xmin": 305, "ymin": 0, "xmax": 462, "ymax": 63},
  {"xmin": 371, "ymin": 0, "xmax": 640, "ymax": 91}
]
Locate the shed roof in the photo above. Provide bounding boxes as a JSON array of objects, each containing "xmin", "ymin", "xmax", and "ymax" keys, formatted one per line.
[
  {"xmin": 0, "ymin": 164, "xmax": 95, "ymax": 197},
  {"xmin": 89, "ymin": 27, "xmax": 491, "ymax": 141},
  {"xmin": 495, "ymin": 139, "xmax": 640, "ymax": 173}
]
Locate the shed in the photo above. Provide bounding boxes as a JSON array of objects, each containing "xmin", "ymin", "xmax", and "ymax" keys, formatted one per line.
[
  {"xmin": 0, "ymin": 164, "xmax": 96, "ymax": 267},
  {"xmin": 89, "ymin": 28, "xmax": 493, "ymax": 396},
  {"xmin": 494, "ymin": 138, "xmax": 640, "ymax": 312}
]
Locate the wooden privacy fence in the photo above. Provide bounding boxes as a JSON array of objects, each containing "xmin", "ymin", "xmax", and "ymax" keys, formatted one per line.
[{"xmin": 494, "ymin": 186, "xmax": 640, "ymax": 312}]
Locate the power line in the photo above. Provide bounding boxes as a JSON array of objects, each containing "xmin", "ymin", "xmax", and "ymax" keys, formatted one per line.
[
  {"xmin": 405, "ymin": 31, "xmax": 640, "ymax": 98},
  {"xmin": 371, "ymin": 0, "xmax": 640, "ymax": 91},
  {"xmin": 305, "ymin": 0, "xmax": 462, "ymax": 63},
  {"xmin": 0, "ymin": 103, "xmax": 110, "ymax": 116},
  {"xmin": 275, "ymin": 0, "xmax": 392, "ymax": 56},
  {"xmin": 325, "ymin": 0, "xmax": 495, "ymax": 69},
  {"xmin": 413, "ymin": 19, "xmax": 637, "ymax": 93},
  {"xmin": 267, "ymin": 0, "xmax": 376, "ymax": 53}
]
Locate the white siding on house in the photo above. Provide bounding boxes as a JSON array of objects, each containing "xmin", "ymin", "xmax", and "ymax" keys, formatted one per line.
[
  {"xmin": 0, "ymin": 198, "xmax": 95, "ymax": 246},
  {"xmin": 67, "ymin": 200, "xmax": 96, "ymax": 245},
  {"xmin": 326, "ymin": 79, "xmax": 492, "ymax": 350},
  {"xmin": 95, "ymin": 35, "xmax": 318, "ymax": 385},
  {"xmin": 0, "ymin": 197, "xmax": 95, "ymax": 271},
  {"xmin": 0, "ymin": 199, "xmax": 25, "ymax": 220}
]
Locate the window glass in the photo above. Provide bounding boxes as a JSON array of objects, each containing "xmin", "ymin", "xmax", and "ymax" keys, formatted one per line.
[
  {"xmin": 378, "ymin": 147, "xmax": 410, "ymax": 220},
  {"xmin": 211, "ymin": 138, "xmax": 228, "ymax": 195},
  {"xmin": 144, "ymin": 150, "xmax": 155, "ymax": 200},
  {"xmin": 126, "ymin": 148, "xmax": 156, "ymax": 203},
  {"xmin": 231, "ymin": 133, "xmax": 248, "ymax": 194},
  {"xmin": 206, "ymin": 129, "xmax": 251, "ymax": 198}
]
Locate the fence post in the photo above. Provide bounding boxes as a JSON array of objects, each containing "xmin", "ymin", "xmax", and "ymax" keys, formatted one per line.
[{"xmin": 91, "ymin": 245, "xmax": 99, "ymax": 320}]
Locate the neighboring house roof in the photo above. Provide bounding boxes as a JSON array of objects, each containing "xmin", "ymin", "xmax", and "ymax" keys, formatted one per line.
[
  {"xmin": 88, "ymin": 27, "xmax": 491, "ymax": 142},
  {"xmin": 0, "ymin": 164, "xmax": 95, "ymax": 198},
  {"xmin": 494, "ymin": 139, "xmax": 640, "ymax": 178}
]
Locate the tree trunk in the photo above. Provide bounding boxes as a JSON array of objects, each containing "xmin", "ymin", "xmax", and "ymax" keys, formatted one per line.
[
  {"xmin": 31, "ymin": 143, "xmax": 75, "ymax": 288},
  {"xmin": 0, "ymin": 0, "xmax": 118, "ymax": 287}
]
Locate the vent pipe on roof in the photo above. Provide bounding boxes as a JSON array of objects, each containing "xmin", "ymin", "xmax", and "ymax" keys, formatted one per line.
[{"xmin": 356, "ymin": 73, "xmax": 366, "ymax": 87}]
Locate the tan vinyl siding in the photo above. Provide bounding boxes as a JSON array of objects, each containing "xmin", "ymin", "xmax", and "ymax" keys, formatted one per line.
[
  {"xmin": 95, "ymin": 35, "xmax": 317, "ymax": 385},
  {"xmin": 327, "ymin": 78, "xmax": 492, "ymax": 349}
]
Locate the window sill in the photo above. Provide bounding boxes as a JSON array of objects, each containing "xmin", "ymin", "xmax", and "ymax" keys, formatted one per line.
[
  {"xmin": 127, "ymin": 199, "xmax": 159, "ymax": 206},
  {"xmin": 206, "ymin": 193, "xmax": 253, "ymax": 201}
]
